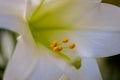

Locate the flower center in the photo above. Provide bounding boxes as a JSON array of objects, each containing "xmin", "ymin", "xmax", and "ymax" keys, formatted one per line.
[
  {"xmin": 27, "ymin": 1, "xmax": 81, "ymax": 70},
  {"xmin": 50, "ymin": 38, "xmax": 81, "ymax": 69}
]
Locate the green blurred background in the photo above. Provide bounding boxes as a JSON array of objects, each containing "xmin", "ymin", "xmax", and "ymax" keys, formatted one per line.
[{"xmin": 0, "ymin": 0, "xmax": 120, "ymax": 80}]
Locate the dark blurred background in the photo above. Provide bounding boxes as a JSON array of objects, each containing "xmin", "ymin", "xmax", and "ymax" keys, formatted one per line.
[
  {"xmin": 0, "ymin": 29, "xmax": 17, "ymax": 80},
  {"xmin": 0, "ymin": 0, "xmax": 120, "ymax": 80}
]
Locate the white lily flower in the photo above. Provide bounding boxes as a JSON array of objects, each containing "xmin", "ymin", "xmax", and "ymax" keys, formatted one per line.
[{"xmin": 0, "ymin": 0, "xmax": 120, "ymax": 80}]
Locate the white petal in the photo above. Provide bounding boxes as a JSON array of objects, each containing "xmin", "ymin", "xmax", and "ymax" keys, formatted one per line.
[
  {"xmin": 0, "ymin": 0, "xmax": 26, "ymax": 15},
  {"xmin": 64, "ymin": 58, "xmax": 102, "ymax": 80},
  {"xmin": 74, "ymin": 30, "xmax": 120, "ymax": 58},
  {"xmin": 25, "ymin": 0, "xmax": 42, "ymax": 18},
  {"xmin": 72, "ymin": 3, "xmax": 120, "ymax": 58},
  {"xmin": 0, "ymin": 0, "xmax": 26, "ymax": 33},
  {"xmin": 4, "ymin": 37, "xmax": 64, "ymax": 80},
  {"xmin": 28, "ymin": 53, "xmax": 64, "ymax": 80},
  {"xmin": 4, "ymin": 37, "xmax": 39, "ymax": 80},
  {"xmin": 79, "ymin": 3, "xmax": 120, "ymax": 31},
  {"xmin": 26, "ymin": 0, "xmax": 101, "ymax": 27},
  {"xmin": 59, "ymin": 74, "xmax": 69, "ymax": 80}
]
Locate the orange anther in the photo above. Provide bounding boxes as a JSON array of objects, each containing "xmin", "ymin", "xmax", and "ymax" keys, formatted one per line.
[
  {"xmin": 53, "ymin": 46, "xmax": 62, "ymax": 52},
  {"xmin": 62, "ymin": 38, "xmax": 69, "ymax": 43},
  {"xmin": 50, "ymin": 40, "xmax": 58, "ymax": 48},
  {"xmin": 69, "ymin": 43, "xmax": 76, "ymax": 49}
]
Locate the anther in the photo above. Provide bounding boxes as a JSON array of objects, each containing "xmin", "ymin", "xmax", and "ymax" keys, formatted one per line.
[
  {"xmin": 69, "ymin": 43, "xmax": 76, "ymax": 49},
  {"xmin": 62, "ymin": 38, "xmax": 69, "ymax": 43},
  {"xmin": 50, "ymin": 40, "xmax": 58, "ymax": 48},
  {"xmin": 50, "ymin": 44, "xmax": 56, "ymax": 48},
  {"xmin": 53, "ymin": 46, "xmax": 59, "ymax": 51},
  {"xmin": 52, "ymin": 40, "xmax": 58, "ymax": 45},
  {"xmin": 53, "ymin": 46, "xmax": 63, "ymax": 52}
]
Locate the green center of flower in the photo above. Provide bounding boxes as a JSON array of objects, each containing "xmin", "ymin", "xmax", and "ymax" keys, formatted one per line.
[{"xmin": 27, "ymin": 0, "xmax": 81, "ymax": 69}]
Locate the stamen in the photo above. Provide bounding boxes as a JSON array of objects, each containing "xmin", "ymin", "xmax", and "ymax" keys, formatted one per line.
[
  {"xmin": 53, "ymin": 46, "xmax": 63, "ymax": 52},
  {"xmin": 52, "ymin": 40, "xmax": 58, "ymax": 46},
  {"xmin": 50, "ymin": 38, "xmax": 76, "ymax": 52},
  {"xmin": 50, "ymin": 38, "xmax": 81, "ymax": 70},
  {"xmin": 69, "ymin": 43, "xmax": 76, "ymax": 49},
  {"xmin": 53, "ymin": 46, "xmax": 59, "ymax": 51},
  {"xmin": 50, "ymin": 43, "xmax": 57, "ymax": 48},
  {"xmin": 50, "ymin": 40, "xmax": 58, "ymax": 48},
  {"xmin": 62, "ymin": 38, "xmax": 69, "ymax": 43}
]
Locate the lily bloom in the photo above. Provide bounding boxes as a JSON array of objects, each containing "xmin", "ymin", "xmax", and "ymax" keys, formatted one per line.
[{"xmin": 0, "ymin": 0, "xmax": 120, "ymax": 80}]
